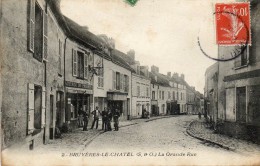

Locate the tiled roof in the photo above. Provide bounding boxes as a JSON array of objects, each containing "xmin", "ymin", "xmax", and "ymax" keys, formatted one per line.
[
  {"xmin": 48, "ymin": 0, "xmax": 103, "ymax": 50},
  {"xmin": 149, "ymin": 72, "xmax": 170, "ymax": 87},
  {"xmin": 111, "ymin": 49, "xmax": 135, "ymax": 72}
]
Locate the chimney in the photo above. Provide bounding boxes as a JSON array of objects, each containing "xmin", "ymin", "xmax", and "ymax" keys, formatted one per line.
[
  {"xmin": 167, "ymin": 72, "xmax": 171, "ymax": 78},
  {"xmin": 151, "ymin": 65, "xmax": 159, "ymax": 73},
  {"xmin": 140, "ymin": 66, "xmax": 149, "ymax": 77},
  {"xmin": 181, "ymin": 74, "xmax": 185, "ymax": 80},
  {"xmin": 172, "ymin": 72, "xmax": 178, "ymax": 78},
  {"xmin": 127, "ymin": 49, "xmax": 135, "ymax": 60},
  {"xmin": 82, "ymin": 26, "xmax": 89, "ymax": 31}
]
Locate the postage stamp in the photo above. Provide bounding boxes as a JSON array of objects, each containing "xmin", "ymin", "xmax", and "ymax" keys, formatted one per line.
[{"xmin": 215, "ymin": 2, "xmax": 251, "ymax": 46}]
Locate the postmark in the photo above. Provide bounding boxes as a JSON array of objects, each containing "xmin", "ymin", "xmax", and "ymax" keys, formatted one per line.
[{"xmin": 198, "ymin": 2, "xmax": 250, "ymax": 62}]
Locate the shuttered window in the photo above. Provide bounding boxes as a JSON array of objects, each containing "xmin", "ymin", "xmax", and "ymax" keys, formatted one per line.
[
  {"xmin": 72, "ymin": 49, "xmax": 77, "ymax": 76},
  {"xmin": 84, "ymin": 54, "xmax": 88, "ymax": 79},
  {"xmin": 28, "ymin": 84, "xmax": 35, "ymax": 134},
  {"xmin": 120, "ymin": 73, "xmax": 124, "ymax": 91},
  {"xmin": 28, "ymin": 0, "xmax": 35, "ymax": 52},
  {"xmin": 234, "ymin": 46, "xmax": 249, "ymax": 68},
  {"xmin": 113, "ymin": 71, "xmax": 116, "ymax": 90},
  {"xmin": 41, "ymin": 87, "xmax": 46, "ymax": 128}
]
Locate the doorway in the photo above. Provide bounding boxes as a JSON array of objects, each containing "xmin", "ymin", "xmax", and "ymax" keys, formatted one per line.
[{"xmin": 236, "ymin": 87, "xmax": 246, "ymax": 123}]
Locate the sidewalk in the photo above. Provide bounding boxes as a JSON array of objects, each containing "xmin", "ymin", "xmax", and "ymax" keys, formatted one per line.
[
  {"xmin": 34, "ymin": 115, "xmax": 173, "ymax": 152},
  {"xmin": 187, "ymin": 119, "xmax": 260, "ymax": 154}
]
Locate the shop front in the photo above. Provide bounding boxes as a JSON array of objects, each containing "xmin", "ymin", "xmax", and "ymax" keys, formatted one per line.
[
  {"xmin": 107, "ymin": 91, "xmax": 129, "ymax": 120},
  {"xmin": 65, "ymin": 81, "xmax": 93, "ymax": 130}
]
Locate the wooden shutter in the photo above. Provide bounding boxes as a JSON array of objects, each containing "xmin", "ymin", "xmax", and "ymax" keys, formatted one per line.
[
  {"xmin": 84, "ymin": 54, "xmax": 88, "ymax": 79},
  {"xmin": 28, "ymin": 83, "xmax": 34, "ymax": 134},
  {"xmin": 28, "ymin": 0, "xmax": 35, "ymax": 52},
  {"xmin": 126, "ymin": 76, "xmax": 129, "ymax": 92},
  {"xmin": 43, "ymin": 12, "xmax": 48, "ymax": 60},
  {"xmin": 72, "ymin": 49, "xmax": 77, "ymax": 76},
  {"xmin": 120, "ymin": 74, "xmax": 123, "ymax": 90},
  {"xmin": 88, "ymin": 53, "xmax": 93, "ymax": 79},
  {"xmin": 113, "ymin": 71, "xmax": 116, "ymax": 90},
  {"xmin": 41, "ymin": 87, "xmax": 46, "ymax": 128}
]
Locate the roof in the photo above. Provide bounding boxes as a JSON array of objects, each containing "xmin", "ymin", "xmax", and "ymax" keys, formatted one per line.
[
  {"xmin": 111, "ymin": 49, "xmax": 135, "ymax": 72},
  {"xmin": 149, "ymin": 72, "xmax": 170, "ymax": 87},
  {"xmin": 48, "ymin": 0, "xmax": 104, "ymax": 50}
]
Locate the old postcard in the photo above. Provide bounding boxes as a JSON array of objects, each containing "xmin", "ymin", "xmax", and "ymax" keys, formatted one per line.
[{"xmin": 1, "ymin": 0, "xmax": 260, "ymax": 165}]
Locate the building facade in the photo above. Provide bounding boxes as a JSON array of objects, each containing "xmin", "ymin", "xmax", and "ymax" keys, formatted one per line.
[
  {"xmin": 213, "ymin": 0, "xmax": 260, "ymax": 142},
  {"xmin": 1, "ymin": 0, "xmax": 66, "ymax": 150}
]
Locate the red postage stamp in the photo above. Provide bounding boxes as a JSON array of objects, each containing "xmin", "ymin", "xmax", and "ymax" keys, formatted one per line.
[{"xmin": 215, "ymin": 2, "xmax": 251, "ymax": 46}]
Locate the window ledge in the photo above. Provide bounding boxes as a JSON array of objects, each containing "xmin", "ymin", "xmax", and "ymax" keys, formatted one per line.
[
  {"xmin": 97, "ymin": 87, "xmax": 104, "ymax": 90},
  {"xmin": 234, "ymin": 64, "xmax": 248, "ymax": 70}
]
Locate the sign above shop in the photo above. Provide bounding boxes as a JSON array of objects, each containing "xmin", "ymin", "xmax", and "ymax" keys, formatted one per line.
[{"xmin": 65, "ymin": 81, "xmax": 92, "ymax": 89}]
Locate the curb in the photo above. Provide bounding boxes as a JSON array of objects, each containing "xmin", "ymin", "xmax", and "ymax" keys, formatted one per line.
[{"xmin": 186, "ymin": 120, "xmax": 236, "ymax": 152}]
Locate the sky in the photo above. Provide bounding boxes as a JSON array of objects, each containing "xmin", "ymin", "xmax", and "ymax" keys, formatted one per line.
[{"xmin": 60, "ymin": 0, "xmax": 235, "ymax": 93}]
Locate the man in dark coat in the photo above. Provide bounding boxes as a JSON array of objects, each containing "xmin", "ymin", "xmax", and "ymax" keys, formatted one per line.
[
  {"xmin": 83, "ymin": 110, "xmax": 89, "ymax": 131},
  {"xmin": 107, "ymin": 109, "xmax": 112, "ymax": 131},
  {"xmin": 91, "ymin": 106, "xmax": 101, "ymax": 129},
  {"xmin": 113, "ymin": 109, "xmax": 121, "ymax": 131},
  {"xmin": 102, "ymin": 108, "xmax": 108, "ymax": 131}
]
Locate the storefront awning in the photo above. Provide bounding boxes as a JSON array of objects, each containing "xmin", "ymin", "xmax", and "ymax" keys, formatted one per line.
[{"xmin": 107, "ymin": 91, "xmax": 128, "ymax": 101}]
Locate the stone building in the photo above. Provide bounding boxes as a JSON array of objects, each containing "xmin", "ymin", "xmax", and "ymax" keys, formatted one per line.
[
  {"xmin": 215, "ymin": 0, "xmax": 260, "ymax": 142},
  {"xmin": 93, "ymin": 47, "xmax": 133, "ymax": 120},
  {"xmin": 150, "ymin": 66, "xmax": 171, "ymax": 115},
  {"xmin": 204, "ymin": 62, "xmax": 218, "ymax": 123},
  {"xmin": 1, "ymin": 0, "xmax": 65, "ymax": 150}
]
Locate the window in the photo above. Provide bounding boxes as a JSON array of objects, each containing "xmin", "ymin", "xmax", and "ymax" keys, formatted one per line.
[
  {"xmin": 58, "ymin": 40, "xmax": 62, "ymax": 76},
  {"xmin": 235, "ymin": 46, "xmax": 249, "ymax": 68},
  {"xmin": 137, "ymin": 86, "xmax": 140, "ymax": 97},
  {"xmin": 177, "ymin": 92, "xmax": 179, "ymax": 100},
  {"xmin": 116, "ymin": 72, "xmax": 120, "ymax": 90},
  {"xmin": 152, "ymin": 91, "xmax": 155, "ymax": 100},
  {"xmin": 181, "ymin": 93, "xmax": 183, "ymax": 100},
  {"xmin": 97, "ymin": 58, "xmax": 104, "ymax": 88},
  {"xmin": 146, "ymin": 87, "xmax": 149, "ymax": 97},
  {"xmin": 168, "ymin": 91, "xmax": 171, "ymax": 99},
  {"xmin": 72, "ymin": 50, "xmax": 88, "ymax": 79},
  {"xmin": 28, "ymin": 0, "xmax": 48, "ymax": 61},
  {"xmin": 162, "ymin": 91, "xmax": 164, "ymax": 100},
  {"xmin": 173, "ymin": 91, "xmax": 175, "ymax": 100},
  {"xmin": 124, "ymin": 75, "xmax": 129, "ymax": 92},
  {"xmin": 159, "ymin": 91, "xmax": 161, "ymax": 99},
  {"xmin": 27, "ymin": 84, "xmax": 46, "ymax": 134}
]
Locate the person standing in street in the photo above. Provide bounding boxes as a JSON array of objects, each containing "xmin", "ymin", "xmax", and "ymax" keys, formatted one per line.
[
  {"xmin": 91, "ymin": 106, "xmax": 101, "ymax": 129},
  {"xmin": 113, "ymin": 109, "xmax": 120, "ymax": 131},
  {"xmin": 107, "ymin": 108, "xmax": 112, "ymax": 131},
  {"xmin": 102, "ymin": 107, "xmax": 108, "ymax": 130},
  {"xmin": 83, "ymin": 110, "xmax": 89, "ymax": 131}
]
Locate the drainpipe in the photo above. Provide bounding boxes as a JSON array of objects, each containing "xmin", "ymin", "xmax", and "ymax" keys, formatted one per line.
[{"xmin": 63, "ymin": 37, "xmax": 68, "ymax": 125}]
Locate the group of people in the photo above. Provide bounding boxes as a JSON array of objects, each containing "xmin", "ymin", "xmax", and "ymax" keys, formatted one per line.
[{"xmin": 78, "ymin": 106, "xmax": 121, "ymax": 132}]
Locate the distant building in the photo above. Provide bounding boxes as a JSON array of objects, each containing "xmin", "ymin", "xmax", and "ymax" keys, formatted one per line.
[{"xmin": 204, "ymin": 62, "xmax": 218, "ymax": 123}]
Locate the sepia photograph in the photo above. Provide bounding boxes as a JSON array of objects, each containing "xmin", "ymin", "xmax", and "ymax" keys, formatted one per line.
[{"xmin": 1, "ymin": 0, "xmax": 260, "ymax": 165}]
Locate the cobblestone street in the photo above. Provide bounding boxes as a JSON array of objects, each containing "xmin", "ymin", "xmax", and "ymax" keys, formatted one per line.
[{"xmin": 4, "ymin": 115, "xmax": 260, "ymax": 166}]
